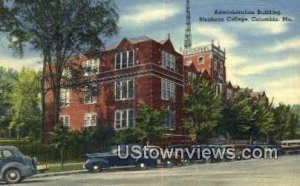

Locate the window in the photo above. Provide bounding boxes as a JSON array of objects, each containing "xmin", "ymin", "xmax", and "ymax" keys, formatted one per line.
[
  {"xmin": 115, "ymin": 50, "xmax": 134, "ymax": 69},
  {"xmin": 187, "ymin": 117, "xmax": 194, "ymax": 125},
  {"xmin": 213, "ymin": 58, "xmax": 218, "ymax": 71},
  {"xmin": 115, "ymin": 78, "xmax": 134, "ymax": 100},
  {"xmin": 216, "ymin": 83, "xmax": 223, "ymax": 95},
  {"xmin": 198, "ymin": 56, "xmax": 204, "ymax": 64},
  {"xmin": 60, "ymin": 88, "xmax": 70, "ymax": 107},
  {"xmin": 84, "ymin": 85, "xmax": 98, "ymax": 104},
  {"xmin": 2, "ymin": 150, "xmax": 13, "ymax": 158},
  {"xmin": 162, "ymin": 51, "xmax": 176, "ymax": 71},
  {"xmin": 62, "ymin": 67, "xmax": 72, "ymax": 79},
  {"xmin": 161, "ymin": 79, "xmax": 175, "ymax": 101},
  {"xmin": 59, "ymin": 115, "xmax": 70, "ymax": 127},
  {"xmin": 227, "ymin": 88, "xmax": 233, "ymax": 100},
  {"xmin": 84, "ymin": 113, "xmax": 97, "ymax": 127},
  {"xmin": 114, "ymin": 109, "xmax": 135, "ymax": 130},
  {"xmin": 83, "ymin": 58, "xmax": 100, "ymax": 76},
  {"xmin": 187, "ymin": 72, "xmax": 196, "ymax": 81},
  {"xmin": 164, "ymin": 110, "xmax": 176, "ymax": 130}
]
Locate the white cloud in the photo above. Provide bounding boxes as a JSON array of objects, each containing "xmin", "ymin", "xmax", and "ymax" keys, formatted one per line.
[
  {"xmin": 120, "ymin": 4, "xmax": 180, "ymax": 27},
  {"xmin": 226, "ymin": 54, "xmax": 248, "ymax": 86},
  {"xmin": 267, "ymin": 37, "xmax": 300, "ymax": 52},
  {"xmin": 193, "ymin": 25, "xmax": 239, "ymax": 49},
  {"xmin": 236, "ymin": 56, "xmax": 300, "ymax": 76},
  {"xmin": 265, "ymin": 76, "xmax": 300, "ymax": 105},
  {"xmin": 0, "ymin": 56, "xmax": 42, "ymax": 71}
]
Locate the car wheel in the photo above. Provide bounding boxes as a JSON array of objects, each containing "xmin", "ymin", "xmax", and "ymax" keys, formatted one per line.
[
  {"xmin": 166, "ymin": 160, "xmax": 174, "ymax": 167},
  {"xmin": 91, "ymin": 163, "xmax": 102, "ymax": 173},
  {"xmin": 181, "ymin": 158, "xmax": 190, "ymax": 166},
  {"xmin": 4, "ymin": 168, "xmax": 22, "ymax": 184},
  {"xmin": 137, "ymin": 162, "xmax": 147, "ymax": 170}
]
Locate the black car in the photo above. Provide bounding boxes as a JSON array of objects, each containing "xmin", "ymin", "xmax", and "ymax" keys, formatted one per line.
[
  {"xmin": 0, "ymin": 146, "xmax": 37, "ymax": 184},
  {"xmin": 83, "ymin": 144, "xmax": 157, "ymax": 172}
]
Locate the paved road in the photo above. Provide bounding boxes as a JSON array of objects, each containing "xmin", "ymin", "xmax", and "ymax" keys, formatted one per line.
[{"xmin": 6, "ymin": 155, "xmax": 300, "ymax": 186}]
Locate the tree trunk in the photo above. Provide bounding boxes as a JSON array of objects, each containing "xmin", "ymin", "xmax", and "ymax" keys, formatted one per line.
[
  {"xmin": 226, "ymin": 131, "xmax": 231, "ymax": 145},
  {"xmin": 60, "ymin": 145, "xmax": 64, "ymax": 171},
  {"xmin": 249, "ymin": 135, "xmax": 253, "ymax": 145},
  {"xmin": 41, "ymin": 59, "xmax": 46, "ymax": 143}
]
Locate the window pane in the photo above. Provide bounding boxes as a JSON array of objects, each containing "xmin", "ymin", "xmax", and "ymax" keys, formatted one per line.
[
  {"xmin": 2, "ymin": 150, "xmax": 13, "ymax": 157},
  {"xmin": 91, "ymin": 114, "xmax": 97, "ymax": 126},
  {"xmin": 171, "ymin": 111, "xmax": 176, "ymax": 129},
  {"xmin": 116, "ymin": 81, "xmax": 121, "ymax": 100},
  {"xmin": 122, "ymin": 81, "xmax": 128, "ymax": 99},
  {"xmin": 64, "ymin": 117, "xmax": 69, "ymax": 126},
  {"xmin": 121, "ymin": 111, "xmax": 127, "ymax": 128},
  {"xmin": 128, "ymin": 80, "xmax": 134, "ymax": 98},
  {"xmin": 128, "ymin": 110, "xmax": 134, "ymax": 128},
  {"xmin": 122, "ymin": 52, "xmax": 127, "ymax": 69},
  {"xmin": 115, "ymin": 111, "xmax": 121, "ymax": 129},
  {"xmin": 128, "ymin": 50, "xmax": 134, "ymax": 67},
  {"xmin": 116, "ymin": 53, "xmax": 121, "ymax": 69}
]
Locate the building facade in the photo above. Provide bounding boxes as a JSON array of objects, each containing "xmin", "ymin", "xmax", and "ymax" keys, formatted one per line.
[
  {"xmin": 44, "ymin": 36, "xmax": 268, "ymax": 145},
  {"xmin": 44, "ymin": 36, "xmax": 190, "ymax": 144}
]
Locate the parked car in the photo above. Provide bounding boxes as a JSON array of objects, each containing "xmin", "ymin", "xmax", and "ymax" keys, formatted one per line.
[
  {"xmin": 0, "ymin": 146, "xmax": 37, "ymax": 184},
  {"xmin": 165, "ymin": 144, "xmax": 194, "ymax": 165},
  {"xmin": 34, "ymin": 158, "xmax": 49, "ymax": 173},
  {"xmin": 147, "ymin": 145, "xmax": 181, "ymax": 167},
  {"xmin": 83, "ymin": 144, "xmax": 157, "ymax": 173}
]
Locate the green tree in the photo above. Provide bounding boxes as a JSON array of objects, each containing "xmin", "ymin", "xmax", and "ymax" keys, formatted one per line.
[
  {"xmin": 219, "ymin": 100, "xmax": 238, "ymax": 144},
  {"xmin": 0, "ymin": 0, "xmax": 119, "ymax": 131},
  {"xmin": 134, "ymin": 104, "xmax": 166, "ymax": 145},
  {"xmin": 114, "ymin": 105, "xmax": 167, "ymax": 145},
  {"xmin": 0, "ymin": 67, "xmax": 18, "ymax": 137},
  {"xmin": 229, "ymin": 88, "xmax": 274, "ymax": 144},
  {"xmin": 9, "ymin": 68, "xmax": 41, "ymax": 141},
  {"xmin": 271, "ymin": 104, "xmax": 299, "ymax": 141},
  {"xmin": 184, "ymin": 78, "xmax": 223, "ymax": 143},
  {"xmin": 50, "ymin": 121, "xmax": 71, "ymax": 170}
]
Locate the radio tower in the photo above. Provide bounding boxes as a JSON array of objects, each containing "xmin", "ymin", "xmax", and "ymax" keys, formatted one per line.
[{"xmin": 184, "ymin": 0, "xmax": 192, "ymax": 49}]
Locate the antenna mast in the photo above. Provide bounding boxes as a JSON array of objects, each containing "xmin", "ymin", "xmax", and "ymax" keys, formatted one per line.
[{"xmin": 184, "ymin": 0, "xmax": 192, "ymax": 49}]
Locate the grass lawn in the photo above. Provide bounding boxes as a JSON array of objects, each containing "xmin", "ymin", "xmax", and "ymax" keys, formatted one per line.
[{"xmin": 44, "ymin": 163, "xmax": 84, "ymax": 173}]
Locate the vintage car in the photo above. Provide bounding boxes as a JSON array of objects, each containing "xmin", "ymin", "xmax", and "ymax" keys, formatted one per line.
[
  {"xmin": 147, "ymin": 145, "xmax": 178, "ymax": 167},
  {"xmin": 83, "ymin": 144, "xmax": 157, "ymax": 173},
  {"xmin": 34, "ymin": 158, "xmax": 49, "ymax": 173},
  {"xmin": 0, "ymin": 146, "xmax": 37, "ymax": 184}
]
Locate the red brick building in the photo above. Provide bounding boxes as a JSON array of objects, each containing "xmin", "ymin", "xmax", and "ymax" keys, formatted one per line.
[
  {"xmin": 182, "ymin": 41, "xmax": 227, "ymax": 97},
  {"xmin": 44, "ymin": 36, "xmax": 268, "ymax": 145},
  {"xmin": 44, "ymin": 36, "xmax": 191, "ymax": 144}
]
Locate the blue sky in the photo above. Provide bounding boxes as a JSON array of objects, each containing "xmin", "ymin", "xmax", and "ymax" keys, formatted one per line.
[{"xmin": 0, "ymin": 0, "xmax": 299, "ymax": 105}]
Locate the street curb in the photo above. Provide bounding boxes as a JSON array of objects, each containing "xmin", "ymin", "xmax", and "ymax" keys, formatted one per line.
[{"xmin": 33, "ymin": 170, "xmax": 88, "ymax": 178}]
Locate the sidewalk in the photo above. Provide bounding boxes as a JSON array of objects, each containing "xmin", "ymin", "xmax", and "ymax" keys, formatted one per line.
[{"xmin": 33, "ymin": 169, "xmax": 87, "ymax": 178}]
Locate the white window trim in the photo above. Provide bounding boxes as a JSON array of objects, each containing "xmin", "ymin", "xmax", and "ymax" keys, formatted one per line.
[
  {"xmin": 83, "ymin": 58, "xmax": 100, "ymax": 76},
  {"xmin": 60, "ymin": 88, "xmax": 70, "ymax": 107},
  {"xmin": 83, "ymin": 85, "xmax": 98, "ymax": 104},
  {"xmin": 161, "ymin": 78, "xmax": 176, "ymax": 101},
  {"xmin": 161, "ymin": 50, "xmax": 176, "ymax": 72},
  {"xmin": 115, "ymin": 78, "xmax": 135, "ymax": 101},
  {"xmin": 216, "ymin": 83, "xmax": 223, "ymax": 95},
  {"xmin": 227, "ymin": 88, "xmax": 233, "ymax": 99},
  {"xmin": 198, "ymin": 56, "xmax": 204, "ymax": 64},
  {"xmin": 164, "ymin": 110, "xmax": 176, "ymax": 130},
  {"xmin": 62, "ymin": 67, "xmax": 72, "ymax": 79},
  {"xmin": 59, "ymin": 115, "xmax": 70, "ymax": 127},
  {"xmin": 114, "ymin": 109, "xmax": 135, "ymax": 130},
  {"xmin": 84, "ymin": 112, "xmax": 97, "ymax": 127},
  {"xmin": 213, "ymin": 58, "xmax": 218, "ymax": 71},
  {"xmin": 115, "ymin": 50, "xmax": 135, "ymax": 70}
]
